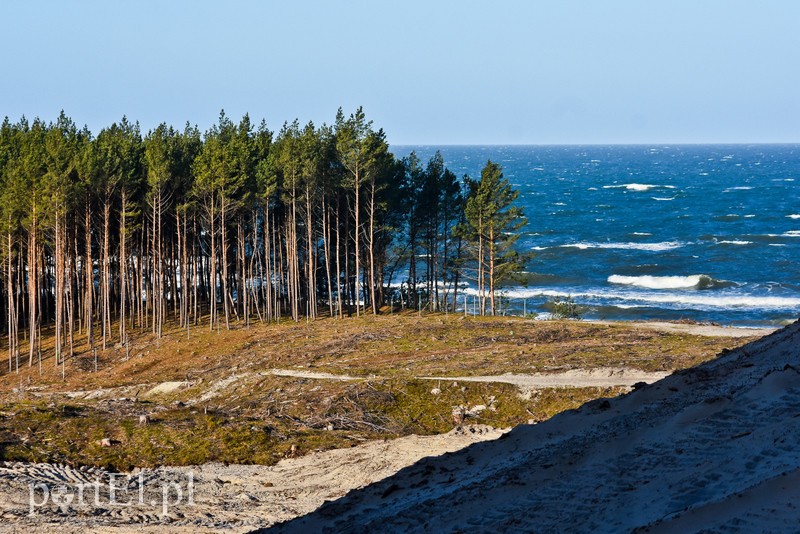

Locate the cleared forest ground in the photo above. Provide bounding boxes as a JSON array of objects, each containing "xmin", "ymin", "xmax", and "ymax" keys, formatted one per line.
[{"xmin": 0, "ymin": 314, "xmax": 760, "ymax": 470}]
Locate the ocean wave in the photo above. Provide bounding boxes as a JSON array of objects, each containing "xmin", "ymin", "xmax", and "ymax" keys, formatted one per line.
[
  {"xmin": 607, "ymin": 274, "xmax": 733, "ymax": 290},
  {"xmin": 782, "ymin": 231, "xmax": 800, "ymax": 237},
  {"xmin": 788, "ymin": 214, "xmax": 800, "ymax": 219},
  {"xmin": 724, "ymin": 186, "xmax": 754, "ymax": 192},
  {"xmin": 652, "ymin": 197, "xmax": 675, "ymax": 201},
  {"xmin": 560, "ymin": 241, "xmax": 684, "ymax": 252},
  {"xmin": 621, "ymin": 293, "xmax": 800, "ymax": 309},
  {"xmin": 717, "ymin": 240, "xmax": 753, "ymax": 246},
  {"xmin": 470, "ymin": 287, "xmax": 800, "ymax": 311},
  {"xmin": 630, "ymin": 232, "xmax": 652, "ymax": 236},
  {"xmin": 603, "ymin": 183, "xmax": 676, "ymax": 192}
]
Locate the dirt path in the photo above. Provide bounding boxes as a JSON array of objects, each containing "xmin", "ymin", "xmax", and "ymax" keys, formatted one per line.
[
  {"xmin": 418, "ymin": 368, "xmax": 670, "ymax": 388},
  {"xmin": 270, "ymin": 367, "xmax": 670, "ymax": 389},
  {"xmin": 269, "ymin": 369, "xmax": 364, "ymax": 381},
  {"xmin": 589, "ymin": 320, "xmax": 775, "ymax": 338}
]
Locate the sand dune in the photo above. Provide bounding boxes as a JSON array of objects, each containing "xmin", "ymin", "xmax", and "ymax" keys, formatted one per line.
[{"xmin": 271, "ymin": 320, "xmax": 800, "ymax": 532}]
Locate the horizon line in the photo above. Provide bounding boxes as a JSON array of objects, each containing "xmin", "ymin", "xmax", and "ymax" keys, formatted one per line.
[{"xmin": 388, "ymin": 141, "xmax": 800, "ymax": 147}]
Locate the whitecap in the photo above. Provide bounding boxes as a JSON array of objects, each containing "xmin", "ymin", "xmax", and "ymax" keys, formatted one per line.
[
  {"xmin": 652, "ymin": 197, "xmax": 675, "ymax": 201},
  {"xmin": 724, "ymin": 186, "xmax": 753, "ymax": 192},
  {"xmin": 603, "ymin": 183, "xmax": 675, "ymax": 192},
  {"xmin": 630, "ymin": 232, "xmax": 653, "ymax": 236},
  {"xmin": 472, "ymin": 287, "xmax": 800, "ymax": 310},
  {"xmin": 560, "ymin": 241, "xmax": 684, "ymax": 252},
  {"xmin": 717, "ymin": 240, "xmax": 753, "ymax": 246},
  {"xmin": 608, "ymin": 274, "xmax": 719, "ymax": 290},
  {"xmin": 782, "ymin": 231, "xmax": 800, "ymax": 237},
  {"xmin": 626, "ymin": 294, "xmax": 800, "ymax": 309},
  {"xmin": 787, "ymin": 214, "xmax": 800, "ymax": 219}
]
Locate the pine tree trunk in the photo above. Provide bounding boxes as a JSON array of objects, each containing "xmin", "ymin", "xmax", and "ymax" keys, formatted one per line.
[
  {"xmin": 368, "ymin": 174, "xmax": 377, "ymax": 314},
  {"xmin": 7, "ymin": 231, "xmax": 15, "ymax": 372},
  {"xmin": 27, "ymin": 202, "xmax": 37, "ymax": 367},
  {"xmin": 209, "ymin": 196, "xmax": 217, "ymax": 331},
  {"xmin": 489, "ymin": 226, "xmax": 495, "ymax": 316},
  {"xmin": 120, "ymin": 191, "xmax": 128, "ymax": 344},
  {"xmin": 353, "ymin": 164, "xmax": 361, "ymax": 316},
  {"xmin": 322, "ymin": 196, "xmax": 334, "ymax": 317},
  {"xmin": 102, "ymin": 194, "xmax": 111, "ymax": 350},
  {"xmin": 220, "ymin": 194, "xmax": 230, "ymax": 330},
  {"xmin": 54, "ymin": 211, "xmax": 64, "ymax": 367},
  {"xmin": 305, "ymin": 184, "xmax": 316, "ymax": 320},
  {"xmin": 335, "ymin": 198, "xmax": 343, "ymax": 318}
]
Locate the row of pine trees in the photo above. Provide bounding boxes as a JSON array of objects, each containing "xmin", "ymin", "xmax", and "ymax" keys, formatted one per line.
[{"xmin": 0, "ymin": 107, "xmax": 526, "ymax": 375}]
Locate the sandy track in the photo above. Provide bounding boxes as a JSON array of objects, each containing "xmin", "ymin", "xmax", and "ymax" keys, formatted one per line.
[
  {"xmin": 270, "ymin": 367, "xmax": 670, "ymax": 389},
  {"xmin": 418, "ymin": 368, "xmax": 670, "ymax": 388},
  {"xmin": 589, "ymin": 320, "xmax": 775, "ymax": 338}
]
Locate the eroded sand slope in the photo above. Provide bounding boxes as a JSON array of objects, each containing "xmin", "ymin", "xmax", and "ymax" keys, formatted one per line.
[{"xmin": 272, "ymin": 320, "xmax": 800, "ymax": 533}]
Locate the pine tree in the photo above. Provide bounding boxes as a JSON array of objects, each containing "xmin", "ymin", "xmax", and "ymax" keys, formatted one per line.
[{"xmin": 461, "ymin": 160, "xmax": 528, "ymax": 315}]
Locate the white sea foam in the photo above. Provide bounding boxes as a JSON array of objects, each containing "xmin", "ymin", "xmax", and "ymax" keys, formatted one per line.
[
  {"xmin": 769, "ymin": 244, "xmax": 787, "ymax": 247},
  {"xmin": 787, "ymin": 214, "xmax": 800, "ymax": 219},
  {"xmin": 603, "ymin": 183, "xmax": 675, "ymax": 192},
  {"xmin": 717, "ymin": 240, "xmax": 753, "ymax": 245},
  {"xmin": 630, "ymin": 232, "xmax": 652, "ymax": 236},
  {"xmin": 608, "ymin": 274, "xmax": 711, "ymax": 290},
  {"xmin": 782, "ymin": 231, "xmax": 800, "ymax": 237},
  {"xmin": 471, "ymin": 287, "xmax": 800, "ymax": 310},
  {"xmin": 625, "ymin": 294, "xmax": 800, "ymax": 309},
  {"xmin": 652, "ymin": 197, "xmax": 675, "ymax": 201},
  {"xmin": 560, "ymin": 241, "xmax": 684, "ymax": 252},
  {"xmin": 724, "ymin": 186, "xmax": 754, "ymax": 192}
]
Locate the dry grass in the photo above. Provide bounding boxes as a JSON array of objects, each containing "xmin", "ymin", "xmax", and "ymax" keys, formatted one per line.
[{"xmin": 0, "ymin": 313, "xmax": 759, "ymax": 469}]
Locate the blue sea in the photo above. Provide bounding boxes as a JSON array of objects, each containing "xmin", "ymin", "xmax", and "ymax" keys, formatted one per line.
[{"xmin": 393, "ymin": 145, "xmax": 800, "ymax": 328}]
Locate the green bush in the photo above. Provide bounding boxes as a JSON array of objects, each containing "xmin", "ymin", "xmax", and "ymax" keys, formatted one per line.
[{"xmin": 549, "ymin": 296, "xmax": 583, "ymax": 320}]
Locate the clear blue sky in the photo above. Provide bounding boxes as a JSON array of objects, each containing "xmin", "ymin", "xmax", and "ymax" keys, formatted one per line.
[{"xmin": 1, "ymin": 1, "xmax": 798, "ymax": 144}]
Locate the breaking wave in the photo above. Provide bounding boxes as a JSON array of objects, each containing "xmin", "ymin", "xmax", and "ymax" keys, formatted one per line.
[
  {"xmin": 560, "ymin": 242, "xmax": 684, "ymax": 252},
  {"xmin": 478, "ymin": 288, "xmax": 800, "ymax": 311},
  {"xmin": 717, "ymin": 240, "xmax": 753, "ymax": 246},
  {"xmin": 603, "ymin": 183, "xmax": 676, "ymax": 192},
  {"xmin": 607, "ymin": 274, "xmax": 734, "ymax": 290}
]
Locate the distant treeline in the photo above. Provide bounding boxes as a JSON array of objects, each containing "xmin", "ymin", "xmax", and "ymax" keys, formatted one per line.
[{"xmin": 0, "ymin": 108, "xmax": 526, "ymax": 373}]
